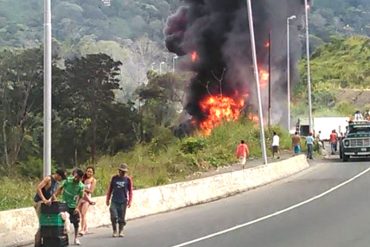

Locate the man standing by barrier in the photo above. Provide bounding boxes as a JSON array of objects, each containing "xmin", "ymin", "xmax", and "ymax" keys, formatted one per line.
[
  {"xmin": 236, "ymin": 140, "xmax": 250, "ymax": 168},
  {"xmin": 272, "ymin": 132, "xmax": 280, "ymax": 159},
  {"xmin": 106, "ymin": 163, "xmax": 133, "ymax": 238},
  {"xmin": 306, "ymin": 132, "xmax": 314, "ymax": 159},
  {"xmin": 55, "ymin": 169, "xmax": 85, "ymax": 245},
  {"xmin": 330, "ymin": 130, "xmax": 338, "ymax": 155},
  {"xmin": 291, "ymin": 132, "xmax": 301, "ymax": 155}
]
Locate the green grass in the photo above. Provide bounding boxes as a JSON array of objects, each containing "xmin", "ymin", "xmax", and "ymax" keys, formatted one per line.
[
  {"xmin": 0, "ymin": 177, "xmax": 37, "ymax": 211},
  {"xmin": 0, "ymin": 120, "xmax": 292, "ymax": 211}
]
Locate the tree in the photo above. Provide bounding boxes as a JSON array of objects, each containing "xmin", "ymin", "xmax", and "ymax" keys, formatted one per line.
[
  {"xmin": 62, "ymin": 53, "xmax": 122, "ymax": 163},
  {"xmin": 135, "ymin": 70, "xmax": 187, "ymax": 142},
  {"xmin": 0, "ymin": 48, "xmax": 44, "ymax": 171}
]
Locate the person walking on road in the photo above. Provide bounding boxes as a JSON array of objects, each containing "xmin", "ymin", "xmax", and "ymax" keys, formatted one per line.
[
  {"xmin": 33, "ymin": 169, "xmax": 66, "ymax": 247},
  {"xmin": 272, "ymin": 132, "xmax": 280, "ymax": 159},
  {"xmin": 316, "ymin": 130, "xmax": 324, "ymax": 150},
  {"xmin": 106, "ymin": 163, "xmax": 133, "ymax": 238},
  {"xmin": 78, "ymin": 166, "xmax": 97, "ymax": 236},
  {"xmin": 329, "ymin": 130, "xmax": 338, "ymax": 155},
  {"xmin": 291, "ymin": 132, "xmax": 301, "ymax": 155},
  {"xmin": 306, "ymin": 132, "xmax": 315, "ymax": 159},
  {"xmin": 236, "ymin": 140, "xmax": 250, "ymax": 168},
  {"xmin": 55, "ymin": 169, "xmax": 85, "ymax": 245}
]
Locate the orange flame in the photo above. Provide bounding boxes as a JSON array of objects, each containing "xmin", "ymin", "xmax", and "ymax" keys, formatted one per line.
[
  {"xmin": 199, "ymin": 95, "xmax": 245, "ymax": 135},
  {"xmin": 264, "ymin": 41, "xmax": 270, "ymax": 48},
  {"xmin": 191, "ymin": 51, "xmax": 198, "ymax": 62},
  {"xmin": 259, "ymin": 68, "xmax": 269, "ymax": 89},
  {"xmin": 248, "ymin": 112, "xmax": 259, "ymax": 124}
]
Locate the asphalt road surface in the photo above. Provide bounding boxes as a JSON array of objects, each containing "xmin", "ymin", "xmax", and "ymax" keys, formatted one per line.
[{"xmin": 59, "ymin": 159, "xmax": 370, "ymax": 247}]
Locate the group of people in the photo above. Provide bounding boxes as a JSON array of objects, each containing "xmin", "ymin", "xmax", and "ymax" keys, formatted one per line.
[
  {"xmin": 33, "ymin": 163, "xmax": 133, "ymax": 246},
  {"xmin": 235, "ymin": 132, "xmax": 282, "ymax": 167},
  {"xmin": 353, "ymin": 110, "xmax": 370, "ymax": 121}
]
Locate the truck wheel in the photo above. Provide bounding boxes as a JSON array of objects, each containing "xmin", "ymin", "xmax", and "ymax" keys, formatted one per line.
[{"xmin": 342, "ymin": 154, "xmax": 349, "ymax": 162}]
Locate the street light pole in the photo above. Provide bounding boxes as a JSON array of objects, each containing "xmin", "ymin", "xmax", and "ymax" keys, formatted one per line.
[
  {"xmin": 304, "ymin": 0, "xmax": 313, "ymax": 133},
  {"xmin": 246, "ymin": 0, "xmax": 268, "ymax": 164},
  {"xmin": 43, "ymin": 0, "xmax": 52, "ymax": 177},
  {"xmin": 172, "ymin": 55, "xmax": 178, "ymax": 73},
  {"xmin": 287, "ymin": 15, "xmax": 296, "ymax": 132}
]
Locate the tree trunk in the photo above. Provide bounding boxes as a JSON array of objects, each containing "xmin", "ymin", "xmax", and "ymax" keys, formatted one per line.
[
  {"xmin": 2, "ymin": 120, "xmax": 9, "ymax": 168},
  {"xmin": 91, "ymin": 121, "xmax": 96, "ymax": 164}
]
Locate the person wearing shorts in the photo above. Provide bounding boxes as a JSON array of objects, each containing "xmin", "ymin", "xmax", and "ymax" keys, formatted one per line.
[
  {"xmin": 272, "ymin": 132, "xmax": 280, "ymax": 159},
  {"xmin": 292, "ymin": 132, "xmax": 301, "ymax": 155},
  {"xmin": 55, "ymin": 169, "xmax": 85, "ymax": 245},
  {"xmin": 236, "ymin": 140, "xmax": 250, "ymax": 168}
]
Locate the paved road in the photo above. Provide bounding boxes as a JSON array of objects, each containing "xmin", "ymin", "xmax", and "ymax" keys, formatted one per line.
[{"xmin": 46, "ymin": 159, "xmax": 370, "ymax": 247}]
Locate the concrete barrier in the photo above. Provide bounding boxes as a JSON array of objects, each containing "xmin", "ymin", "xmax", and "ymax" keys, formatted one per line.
[{"xmin": 0, "ymin": 155, "xmax": 309, "ymax": 247}]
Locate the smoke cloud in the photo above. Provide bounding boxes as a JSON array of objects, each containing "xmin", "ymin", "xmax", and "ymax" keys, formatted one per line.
[{"xmin": 165, "ymin": 0, "xmax": 310, "ymax": 128}]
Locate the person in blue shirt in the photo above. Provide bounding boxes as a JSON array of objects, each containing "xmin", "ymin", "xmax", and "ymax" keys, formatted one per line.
[{"xmin": 306, "ymin": 132, "xmax": 315, "ymax": 159}]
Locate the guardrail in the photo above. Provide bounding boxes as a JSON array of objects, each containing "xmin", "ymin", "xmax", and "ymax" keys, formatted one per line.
[{"xmin": 0, "ymin": 155, "xmax": 309, "ymax": 247}]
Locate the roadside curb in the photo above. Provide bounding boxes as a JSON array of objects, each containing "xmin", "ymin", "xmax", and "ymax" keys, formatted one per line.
[{"xmin": 0, "ymin": 154, "xmax": 309, "ymax": 247}]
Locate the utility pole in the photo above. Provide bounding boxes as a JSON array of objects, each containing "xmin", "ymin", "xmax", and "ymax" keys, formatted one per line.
[
  {"xmin": 43, "ymin": 0, "xmax": 52, "ymax": 177},
  {"xmin": 287, "ymin": 15, "xmax": 296, "ymax": 132},
  {"xmin": 246, "ymin": 0, "xmax": 268, "ymax": 164},
  {"xmin": 304, "ymin": 0, "xmax": 313, "ymax": 133},
  {"xmin": 268, "ymin": 31, "xmax": 271, "ymax": 129}
]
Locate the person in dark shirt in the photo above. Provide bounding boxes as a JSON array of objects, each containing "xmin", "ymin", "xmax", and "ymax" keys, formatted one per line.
[
  {"xmin": 106, "ymin": 163, "xmax": 133, "ymax": 237},
  {"xmin": 33, "ymin": 169, "xmax": 66, "ymax": 247}
]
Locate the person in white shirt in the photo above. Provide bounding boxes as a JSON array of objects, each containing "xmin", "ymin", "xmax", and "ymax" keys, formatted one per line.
[
  {"xmin": 354, "ymin": 110, "xmax": 363, "ymax": 121},
  {"xmin": 272, "ymin": 132, "xmax": 280, "ymax": 159}
]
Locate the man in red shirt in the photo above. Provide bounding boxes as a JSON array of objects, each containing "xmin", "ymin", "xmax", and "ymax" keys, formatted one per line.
[
  {"xmin": 236, "ymin": 140, "xmax": 250, "ymax": 168},
  {"xmin": 329, "ymin": 130, "xmax": 338, "ymax": 155}
]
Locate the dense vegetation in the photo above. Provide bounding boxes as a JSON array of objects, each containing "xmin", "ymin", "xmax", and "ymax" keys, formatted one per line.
[
  {"xmin": 294, "ymin": 36, "xmax": 370, "ymax": 117},
  {"xmin": 0, "ymin": 120, "xmax": 293, "ymax": 211},
  {"xmin": 0, "ymin": 0, "xmax": 368, "ymax": 48},
  {"xmin": 0, "ymin": 0, "xmax": 182, "ymax": 46},
  {"xmin": 311, "ymin": 0, "xmax": 369, "ymax": 41}
]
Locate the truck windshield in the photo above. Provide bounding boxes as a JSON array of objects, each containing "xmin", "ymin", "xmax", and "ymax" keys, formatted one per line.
[{"xmin": 348, "ymin": 126, "xmax": 370, "ymax": 136}]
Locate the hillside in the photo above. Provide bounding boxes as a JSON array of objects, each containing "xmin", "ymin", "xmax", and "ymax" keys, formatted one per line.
[
  {"xmin": 294, "ymin": 36, "xmax": 370, "ymax": 117},
  {"xmin": 0, "ymin": 0, "xmax": 180, "ymax": 47},
  {"xmin": 311, "ymin": 0, "xmax": 370, "ymax": 42},
  {"xmin": 0, "ymin": 0, "xmax": 368, "ymax": 48}
]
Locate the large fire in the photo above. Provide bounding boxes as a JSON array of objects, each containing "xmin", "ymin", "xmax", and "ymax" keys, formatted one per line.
[
  {"xmin": 259, "ymin": 68, "xmax": 269, "ymax": 89},
  {"xmin": 198, "ymin": 95, "xmax": 245, "ymax": 135}
]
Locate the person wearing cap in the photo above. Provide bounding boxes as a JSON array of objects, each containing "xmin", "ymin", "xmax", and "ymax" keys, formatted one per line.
[
  {"xmin": 33, "ymin": 168, "xmax": 66, "ymax": 247},
  {"xmin": 54, "ymin": 169, "xmax": 85, "ymax": 245},
  {"xmin": 106, "ymin": 163, "xmax": 133, "ymax": 238}
]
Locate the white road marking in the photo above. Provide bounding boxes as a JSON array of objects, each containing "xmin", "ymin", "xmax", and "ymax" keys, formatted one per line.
[{"xmin": 171, "ymin": 166, "xmax": 370, "ymax": 247}]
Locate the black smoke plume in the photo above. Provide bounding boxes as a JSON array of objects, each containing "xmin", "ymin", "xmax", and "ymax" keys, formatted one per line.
[{"xmin": 165, "ymin": 0, "xmax": 311, "ymax": 128}]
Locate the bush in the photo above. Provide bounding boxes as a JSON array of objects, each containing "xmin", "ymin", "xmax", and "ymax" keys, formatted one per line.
[
  {"xmin": 18, "ymin": 156, "xmax": 56, "ymax": 179},
  {"xmin": 149, "ymin": 126, "xmax": 176, "ymax": 154},
  {"xmin": 180, "ymin": 137, "xmax": 206, "ymax": 154}
]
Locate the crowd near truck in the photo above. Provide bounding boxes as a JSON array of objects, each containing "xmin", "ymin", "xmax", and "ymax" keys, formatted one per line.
[{"xmin": 339, "ymin": 120, "xmax": 370, "ymax": 162}]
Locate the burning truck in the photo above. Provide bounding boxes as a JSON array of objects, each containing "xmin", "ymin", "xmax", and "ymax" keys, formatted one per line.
[{"xmin": 165, "ymin": 0, "xmax": 312, "ymax": 135}]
